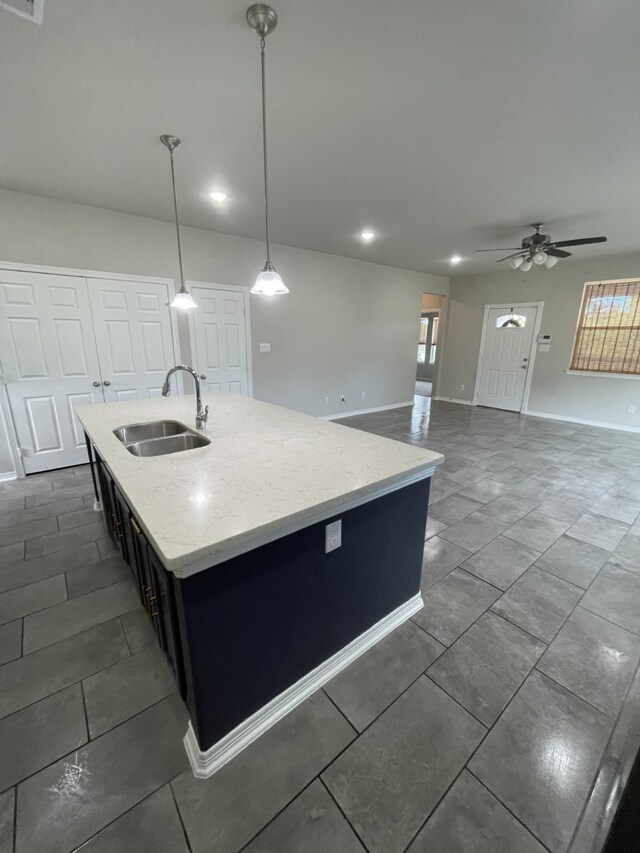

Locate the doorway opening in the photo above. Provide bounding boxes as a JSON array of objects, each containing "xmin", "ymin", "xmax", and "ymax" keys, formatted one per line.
[{"xmin": 416, "ymin": 293, "xmax": 443, "ymax": 398}]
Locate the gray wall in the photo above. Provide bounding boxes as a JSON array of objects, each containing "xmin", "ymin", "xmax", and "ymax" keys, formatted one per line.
[
  {"xmin": 0, "ymin": 190, "xmax": 448, "ymax": 422},
  {"xmin": 439, "ymin": 254, "xmax": 640, "ymax": 429}
]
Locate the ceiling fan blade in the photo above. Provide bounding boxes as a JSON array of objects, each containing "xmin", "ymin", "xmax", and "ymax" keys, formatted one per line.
[
  {"xmin": 496, "ymin": 252, "xmax": 525, "ymax": 262},
  {"xmin": 553, "ymin": 236, "xmax": 607, "ymax": 248},
  {"xmin": 547, "ymin": 248, "xmax": 572, "ymax": 258},
  {"xmin": 475, "ymin": 248, "xmax": 521, "ymax": 252}
]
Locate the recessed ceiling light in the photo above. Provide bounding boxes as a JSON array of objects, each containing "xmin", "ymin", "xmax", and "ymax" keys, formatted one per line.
[
  {"xmin": 209, "ymin": 190, "xmax": 229, "ymax": 202},
  {"xmin": 360, "ymin": 230, "xmax": 376, "ymax": 242},
  {"xmin": 450, "ymin": 255, "xmax": 462, "ymax": 265}
]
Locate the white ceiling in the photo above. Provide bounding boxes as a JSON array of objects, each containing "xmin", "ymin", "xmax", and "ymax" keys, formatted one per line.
[{"xmin": 1, "ymin": 0, "xmax": 639, "ymax": 276}]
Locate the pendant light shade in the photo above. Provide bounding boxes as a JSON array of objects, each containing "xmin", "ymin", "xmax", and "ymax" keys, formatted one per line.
[
  {"xmin": 170, "ymin": 290, "xmax": 198, "ymax": 309},
  {"xmin": 247, "ymin": 4, "xmax": 288, "ymax": 296},
  {"xmin": 252, "ymin": 264, "xmax": 289, "ymax": 295},
  {"xmin": 160, "ymin": 135, "xmax": 198, "ymax": 310}
]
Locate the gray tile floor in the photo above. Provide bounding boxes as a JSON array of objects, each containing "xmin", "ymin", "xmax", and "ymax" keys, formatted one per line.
[{"xmin": 1, "ymin": 398, "xmax": 640, "ymax": 852}]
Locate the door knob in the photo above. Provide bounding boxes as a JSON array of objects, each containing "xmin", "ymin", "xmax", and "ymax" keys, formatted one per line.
[
  {"xmin": 103, "ymin": 380, "xmax": 111, "ymax": 386},
  {"xmin": 92, "ymin": 381, "xmax": 101, "ymax": 387}
]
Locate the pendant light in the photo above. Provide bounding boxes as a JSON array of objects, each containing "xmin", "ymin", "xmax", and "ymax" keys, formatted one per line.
[
  {"xmin": 160, "ymin": 134, "xmax": 198, "ymax": 310},
  {"xmin": 247, "ymin": 4, "xmax": 288, "ymax": 295}
]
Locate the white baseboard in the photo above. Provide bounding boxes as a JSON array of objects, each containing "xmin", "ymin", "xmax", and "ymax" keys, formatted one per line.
[
  {"xmin": 183, "ymin": 592, "xmax": 424, "ymax": 778},
  {"xmin": 524, "ymin": 409, "xmax": 640, "ymax": 434},
  {"xmin": 0, "ymin": 472, "xmax": 17, "ymax": 483},
  {"xmin": 322, "ymin": 401, "xmax": 414, "ymax": 421},
  {"xmin": 431, "ymin": 396, "xmax": 475, "ymax": 406}
]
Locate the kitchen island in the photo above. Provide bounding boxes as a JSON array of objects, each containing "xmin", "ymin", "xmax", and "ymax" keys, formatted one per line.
[{"xmin": 77, "ymin": 394, "xmax": 443, "ymax": 777}]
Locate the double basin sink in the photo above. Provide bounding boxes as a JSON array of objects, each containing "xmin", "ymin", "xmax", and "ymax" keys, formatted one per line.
[{"xmin": 113, "ymin": 420, "xmax": 210, "ymax": 457}]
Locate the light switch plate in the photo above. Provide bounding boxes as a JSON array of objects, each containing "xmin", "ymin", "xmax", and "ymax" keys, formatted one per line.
[{"xmin": 259, "ymin": 343, "xmax": 271, "ymax": 353}]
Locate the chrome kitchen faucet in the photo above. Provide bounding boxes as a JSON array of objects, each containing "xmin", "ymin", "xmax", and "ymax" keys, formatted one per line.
[{"xmin": 162, "ymin": 365, "xmax": 209, "ymax": 429}]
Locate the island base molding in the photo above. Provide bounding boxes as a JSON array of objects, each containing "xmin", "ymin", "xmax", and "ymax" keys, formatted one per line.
[{"xmin": 183, "ymin": 592, "xmax": 424, "ymax": 778}]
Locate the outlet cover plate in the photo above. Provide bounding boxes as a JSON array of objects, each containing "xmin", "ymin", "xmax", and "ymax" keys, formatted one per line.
[{"xmin": 325, "ymin": 519, "xmax": 342, "ymax": 553}]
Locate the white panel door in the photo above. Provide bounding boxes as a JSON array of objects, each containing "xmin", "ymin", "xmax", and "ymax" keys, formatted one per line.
[
  {"xmin": 476, "ymin": 305, "xmax": 538, "ymax": 412},
  {"xmin": 0, "ymin": 271, "xmax": 103, "ymax": 472},
  {"xmin": 89, "ymin": 279, "xmax": 176, "ymax": 403},
  {"xmin": 189, "ymin": 285, "xmax": 249, "ymax": 395}
]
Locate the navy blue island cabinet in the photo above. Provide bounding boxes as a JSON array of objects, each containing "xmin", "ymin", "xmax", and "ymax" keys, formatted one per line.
[
  {"xmin": 79, "ymin": 393, "xmax": 442, "ymax": 778},
  {"xmin": 92, "ymin": 446, "xmax": 431, "ymax": 777}
]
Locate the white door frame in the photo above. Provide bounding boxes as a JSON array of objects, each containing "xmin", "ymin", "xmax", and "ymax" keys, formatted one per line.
[
  {"xmin": 472, "ymin": 301, "xmax": 544, "ymax": 412},
  {"xmin": 0, "ymin": 260, "xmax": 182, "ymax": 478},
  {"xmin": 186, "ymin": 281, "xmax": 254, "ymax": 398}
]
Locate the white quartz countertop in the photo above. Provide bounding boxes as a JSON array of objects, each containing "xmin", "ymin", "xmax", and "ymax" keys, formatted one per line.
[{"xmin": 76, "ymin": 395, "xmax": 443, "ymax": 577}]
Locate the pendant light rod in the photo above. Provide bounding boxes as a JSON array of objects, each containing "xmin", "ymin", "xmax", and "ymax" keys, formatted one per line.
[
  {"xmin": 160, "ymin": 134, "xmax": 186, "ymax": 293},
  {"xmin": 247, "ymin": 5, "xmax": 288, "ymax": 295},
  {"xmin": 160, "ymin": 134, "xmax": 197, "ymax": 309},
  {"xmin": 259, "ymin": 36, "xmax": 271, "ymax": 267}
]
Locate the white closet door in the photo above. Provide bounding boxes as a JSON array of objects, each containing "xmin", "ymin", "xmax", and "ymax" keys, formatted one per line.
[
  {"xmin": 0, "ymin": 271, "xmax": 103, "ymax": 473},
  {"xmin": 89, "ymin": 279, "xmax": 176, "ymax": 403},
  {"xmin": 189, "ymin": 285, "xmax": 249, "ymax": 394}
]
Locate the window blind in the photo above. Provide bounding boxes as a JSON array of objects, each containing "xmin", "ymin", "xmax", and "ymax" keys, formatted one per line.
[{"xmin": 571, "ymin": 280, "xmax": 640, "ymax": 374}]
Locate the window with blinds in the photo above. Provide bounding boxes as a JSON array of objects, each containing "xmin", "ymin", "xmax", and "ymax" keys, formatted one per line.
[{"xmin": 570, "ymin": 280, "xmax": 640, "ymax": 374}]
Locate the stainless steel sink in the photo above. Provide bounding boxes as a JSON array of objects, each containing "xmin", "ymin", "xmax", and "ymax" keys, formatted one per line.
[
  {"xmin": 113, "ymin": 420, "xmax": 186, "ymax": 443},
  {"xmin": 125, "ymin": 433, "xmax": 210, "ymax": 457},
  {"xmin": 113, "ymin": 420, "xmax": 210, "ymax": 457}
]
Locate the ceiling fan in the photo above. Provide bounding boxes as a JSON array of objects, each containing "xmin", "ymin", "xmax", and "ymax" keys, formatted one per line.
[{"xmin": 476, "ymin": 224, "xmax": 607, "ymax": 271}]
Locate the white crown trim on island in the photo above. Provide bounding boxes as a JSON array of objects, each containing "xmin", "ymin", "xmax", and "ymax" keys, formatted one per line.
[{"xmin": 183, "ymin": 592, "xmax": 424, "ymax": 778}]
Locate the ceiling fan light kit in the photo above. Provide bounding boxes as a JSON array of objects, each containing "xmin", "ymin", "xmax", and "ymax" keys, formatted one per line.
[{"xmin": 477, "ymin": 223, "xmax": 607, "ymax": 272}]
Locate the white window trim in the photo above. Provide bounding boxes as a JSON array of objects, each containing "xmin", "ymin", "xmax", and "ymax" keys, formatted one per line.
[{"xmin": 564, "ymin": 369, "xmax": 640, "ymax": 381}]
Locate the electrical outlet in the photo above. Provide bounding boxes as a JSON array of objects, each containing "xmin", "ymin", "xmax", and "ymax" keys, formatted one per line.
[
  {"xmin": 628, "ymin": 405, "xmax": 636, "ymax": 414},
  {"xmin": 324, "ymin": 396, "xmax": 329, "ymax": 405},
  {"xmin": 259, "ymin": 343, "xmax": 271, "ymax": 353},
  {"xmin": 325, "ymin": 519, "xmax": 342, "ymax": 553},
  {"xmin": 460, "ymin": 384, "xmax": 465, "ymax": 391}
]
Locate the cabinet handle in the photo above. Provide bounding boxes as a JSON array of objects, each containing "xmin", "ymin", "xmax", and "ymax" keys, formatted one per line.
[
  {"xmin": 131, "ymin": 517, "xmax": 142, "ymax": 535},
  {"xmin": 200, "ymin": 374, "xmax": 206, "ymax": 380},
  {"xmin": 92, "ymin": 381, "xmax": 101, "ymax": 387},
  {"xmin": 103, "ymin": 380, "xmax": 111, "ymax": 386}
]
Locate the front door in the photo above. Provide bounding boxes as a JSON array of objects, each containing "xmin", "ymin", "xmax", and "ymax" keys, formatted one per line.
[
  {"xmin": 188, "ymin": 284, "xmax": 250, "ymax": 395},
  {"xmin": 0, "ymin": 271, "xmax": 103, "ymax": 473},
  {"xmin": 88, "ymin": 279, "xmax": 177, "ymax": 403},
  {"xmin": 475, "ymin": 305, "xmax": 538, "ymax": 412}
]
